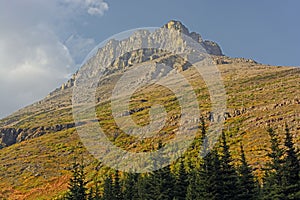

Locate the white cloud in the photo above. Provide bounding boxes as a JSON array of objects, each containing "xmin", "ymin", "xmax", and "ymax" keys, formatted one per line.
[
  {"xmin": 0, "ymin": 26, "xmax": 74, "ymax": 117},
  {"xmin": 64, "ymin": 0, "xmax": 109, "ymax": 16},
  {"xmin": 0, "ymin": 0, "xmax": 109, "ymax": 118},
  {"xmin": 86, "ymin": 0, "xmax": 109, "ymax": 16}
]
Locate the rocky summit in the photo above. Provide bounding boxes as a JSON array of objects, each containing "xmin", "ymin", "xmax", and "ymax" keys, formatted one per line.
[
  {"xmin": 0, "ymin": 20, "xmax": 223, "ymax": 149},
  {"xmin": 0, "ymin": 21, "xmax": 299, "ymax": 199}
]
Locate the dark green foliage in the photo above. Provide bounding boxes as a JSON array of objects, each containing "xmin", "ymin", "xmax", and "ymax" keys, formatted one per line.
[
  {"xmin": 173, "ymin": 159, "xmax": 188, "ymax": 200},
  {"xmin": 102, "ymin": 174, "xmax": 114, "ymax": 200},
  {"xmin": 147, "ymin": 166, "xmax": 175, "ymax": 200},
  {"xmin": 65, "ymin": 159, "xmax": 87, "ymax": 200},
  {"xmin": 113, "ymin": 170, "xmax": 123, "ymax": 200},
  {"xmin": 136, "ymin": 174, "xmax": 152, "ymax": 200},
  {"xmin": 186, "ymin": 169, "xmax": 199, "ymax": 200},
  {"xmin": 87, "ymin": 181, "xmax": 101, "ymax": 200},
  {"xmin": 64, "ymin": 125, "xmax": 299, "ymax": 200},
  {"xmin": 200, "ymin": 116, "xmax": 209, "ymax": 157},
  {"xmin": 219, "ymin": 131, "xmax": 240, "ymax": 199},
  {"xmin": 123, "ymin": 172, "xmax": 139, "ymax": 200},
  {"xmin": 282, "ymin": 125, "xmax": 300, "ymax": 199},
  {"xmin": 261, "ymin": 126, "xmax": 300, "ymax": 200},
  {"xmin": 263, "ymin": 127, "xmax": 285, "ymax": 199},
  {"xmin": 135, "ymin": 141, "xmax": 176, "ymax": 200},
  {"xmin": 238, "ymin": 144, "xmax": 258, "ymax": 200},
  {"xmin": 102, "ymin": 170, "xmax": 124, "ymax": 200},
  {"xmin": 186, "ymin": 150, "xmax": 223, "ymax": 200},
  {"xmin": 204, "ymin": 150, "xmax": 224, "ymax": 200}
]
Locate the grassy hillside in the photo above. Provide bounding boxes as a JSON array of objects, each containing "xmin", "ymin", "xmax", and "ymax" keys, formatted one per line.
[{"xmin": 0, "ymin": 57, "xmax": 299, "ymax": 199}]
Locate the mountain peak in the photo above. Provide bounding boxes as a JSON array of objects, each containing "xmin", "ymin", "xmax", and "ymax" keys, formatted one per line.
[
  {"xmin": 162, "ymin": 20, "xmax": 222, "ymax": 55},
  {"xmin": 163, "ymin": 20, "xmax": 189, "ymax": 35}
]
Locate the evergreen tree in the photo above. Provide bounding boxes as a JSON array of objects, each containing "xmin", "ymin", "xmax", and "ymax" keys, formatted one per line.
[
  {"xmin": 186, "ymin": 169, "xmax": 200, "ymax": 200},
  {"xmin": 136, "ymin": 173, "xmax": 152, "ymax": 200},
  {"xmin": 113, "ymin": 170, "xmax": 123, "ymax": 200},
  {"xmin": 219, "ymin": 131, "xmax": 240, "ymax": 199},
  {"xmin": 203, "ymin": 150, "xmax": 223, "ymax": 200},
  {"xmin": 102, "ymin": 174, "xmax": 114, "ymax": 200},
  {"xmin": 282, "ymin": 125, "xmax": 300, "ymax": 199},
  {"xmin": 136, "ymin": 141, "xmax": 175, "ymax": 199},
  {"xmin": 238, "ymin": 144, "xmax": 258, "ymax": 200},
  {"xmin": 123, "ymin": 172, "xmax": 139, "ymax": 200},
  {"xmin": 186, "ymin": 150, "xmax": 223, "ymax": 200},
  {"xmin": 85, "ymin": 180, "xmax": 101, "ymax": 200},
  {"xmin": 263, "ymin": 127, "xmax": 285, "ymax": 199},
  {"xmin": 65, "ymin": 159, "xmax": 87, "ymax": 200},
  {"xmin": 173, "ymin": 159, "xmax": 188, "ymax": 200},
  {"xmin": 200, "ymin": 116, "xmax": 209, "ymax": 158},
  {"xmin": 147, "ymin": 166, "xmax": 175, "ymax": 200}
]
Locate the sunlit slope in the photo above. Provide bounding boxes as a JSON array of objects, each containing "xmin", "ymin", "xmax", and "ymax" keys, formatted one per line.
[{"xmin": 0, "ymin": 58, "xmax": 299, "ymax": 199}]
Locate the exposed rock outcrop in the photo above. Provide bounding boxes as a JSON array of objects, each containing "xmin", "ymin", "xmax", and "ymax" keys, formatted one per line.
[
  {"xmin": 0, "ymin": 128, "xmax": 21, "ymax": 146},
  {"xmin": 163, "ymin": 20, "xmax": 222, "ymax": 55},
  {"xmin": 48, "ymin": 20, "xmax": 223, "ymax": 96},
  {"xmin": 0, "ymin": 123, "xmax": 75, "ymax": 147},
  {"xmin": 214, "ymin": 56, "xmax": 258, "ymax": 65}
]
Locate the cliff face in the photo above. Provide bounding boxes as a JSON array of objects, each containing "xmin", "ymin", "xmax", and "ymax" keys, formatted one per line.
[
  {"xmin": 0, "ymin": 20, "xmax": 224, "ymax": 148},
  {"xmin": 0, "ymin": 20, "xmax": 299, "ymax": 149},
  {"xmin": 162, "ymin": 20, "xmax": 222, "ymax": 56},
  {"xmin": 50, "ymin": 20, "xmax": 223, "ymax": 95},
  {"xmin": 0, "ymin": 20, "xmax": 299, "ymax": 199},
  {"xmin": 0, "ymin": 20, "xmax": 298, "ymax": 149},
  {"xmin": 0, "ymin": 123, "xmax": 75, "ymax": 148}
]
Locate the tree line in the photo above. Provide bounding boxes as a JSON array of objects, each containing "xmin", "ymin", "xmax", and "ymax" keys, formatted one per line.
[{"xmin": 60, "ymin": 125, "xmax": 299, "ymax": 200}]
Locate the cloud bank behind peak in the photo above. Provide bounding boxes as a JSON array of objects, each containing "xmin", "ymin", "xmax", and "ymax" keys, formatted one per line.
[{"xmin": 0, "ymin": 0, "xmax": 109, "ymax": 118}]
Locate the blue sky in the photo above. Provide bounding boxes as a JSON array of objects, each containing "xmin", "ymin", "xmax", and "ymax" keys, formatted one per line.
[
  {"xmin": 79, "ymin": 0, "xmax": 299, "ymax": 66},
  {"xmin": 0, "ymin": 0, "xmax": 299, "ymax": 117}
]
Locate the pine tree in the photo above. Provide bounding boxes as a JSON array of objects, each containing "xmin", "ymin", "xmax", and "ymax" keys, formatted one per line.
[
  {"xmin": 102, "ymin": 174, "xmax": 114, "ymax": 200},
  {"xmin": 136, "ymin": 173, "xmax": 152, "ymax": 200},
  {"xmin": 186, "ymin": 150, "xmax": 223, "ymax": 200},
  {"xmin": 123, "ymin": 172, "xmax": 139, "ymax": 200},
  {"xmin": 282, "ymin": 125, "xmax": 300, "ymax": 199},
  {"xmin": 186, "ymin": 169, "xmax": 199, "ymax": 200},
  {"xmin": 219, "ymin": 131, "xmax": 240, "ymax": 199},
  {"xmin": 113, "ymin": 170, "xmax": 123, "ymax": 200},
  {"xmin": 173, "ymin": 158, "xmax": 188, "ymax": 200},
  {"xmin": 263, "ymin": 127, "xmax": 285, "ymax": 199},
  {"xmin": 203, "ymin": 150, "xmax": 223, "ymax": 200},
  {"xmin": 238, "ymin": 144, "xmax": 258, "ymax": 200},
  {"xmin": 200, "ymin": 116, "xmax": 209, "ymax": 158},
  {"xmin": 86, "ymin": 181, "xmax": 101, "ymax": 200},
  {"xmin": 65, "ymin": 159, "xmax": 87, "ymax": 200},
  {"xmin": 136, "ymin": 140, "xmax": 175, "ymax": 200},
  {"xmin": 146, "ymin": 165, "xmax": 175, "ymax": 200}
]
